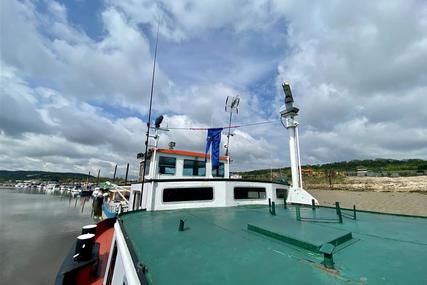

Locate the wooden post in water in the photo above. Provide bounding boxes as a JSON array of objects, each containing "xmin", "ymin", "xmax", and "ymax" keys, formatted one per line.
[
  {"xmin": 96, "ymin": 169, "xmax": 100, "ymax": 185},
  {"xmin": 125, "ymin": 163, "xmax": 129, "ymax": 184},
  {"xmin": 113, "ymin": 164, "xmax": 117, "ymax": 182}
]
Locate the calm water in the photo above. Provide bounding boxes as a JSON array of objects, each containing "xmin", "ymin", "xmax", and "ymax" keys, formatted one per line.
[{"xmin": 0, "ymin": 188, "xmax": 94, "ymax": 285}]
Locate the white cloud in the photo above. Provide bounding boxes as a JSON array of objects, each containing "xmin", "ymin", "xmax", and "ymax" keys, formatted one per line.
[
  {"xmin": 1, "ymin": 0, "xmax": 427, "ymax": 178},
  {"xmin": 276, "ymin": 0, "xmax": 427, "ymax": 163},
  {"xmin": 109, "ymin": 0, "xmax": 284, "ymax": 41}
]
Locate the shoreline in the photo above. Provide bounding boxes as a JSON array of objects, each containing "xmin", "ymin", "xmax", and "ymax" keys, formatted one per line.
[{"xmin": 308, "ymin": 189, "xmax": 427, "ymax": 217}]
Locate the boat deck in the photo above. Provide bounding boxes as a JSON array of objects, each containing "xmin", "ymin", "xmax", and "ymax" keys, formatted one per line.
[{"xmin": 119, "ymin": 205, "xmax": 427, "ymax": 284}]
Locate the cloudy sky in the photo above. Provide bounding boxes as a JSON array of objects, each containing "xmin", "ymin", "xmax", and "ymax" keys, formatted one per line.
[{"xmin": 1, "ymin": 0, "xmax": 427, "ymax": 177}]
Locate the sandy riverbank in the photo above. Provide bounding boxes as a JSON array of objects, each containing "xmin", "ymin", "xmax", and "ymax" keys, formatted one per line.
[
  {"xmin": 308, "ymin": 189, "xmax": 427, "ymax": 216},
  {"xmin": 306, "ymin": 175, "xmax": 427, "ymax": 192}
]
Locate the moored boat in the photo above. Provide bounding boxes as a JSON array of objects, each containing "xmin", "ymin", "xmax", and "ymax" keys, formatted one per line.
[{"xmin": 56, "ymin": 82, "xmax": 427, "ymax": 284}]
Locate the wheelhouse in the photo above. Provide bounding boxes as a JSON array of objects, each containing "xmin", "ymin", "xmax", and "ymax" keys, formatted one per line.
[
  {"xmin": 128, "ymin": 148, "xmax": 300, "ymax": 212},
  {"xmin": 137, "ymin": 148, "xmax": 229, "ymax": 180}
]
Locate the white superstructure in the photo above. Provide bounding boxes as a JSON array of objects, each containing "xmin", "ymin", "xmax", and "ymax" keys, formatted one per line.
[{"xmin": 129, "ymin": 146, "xmax": 316, "ymax": 212}]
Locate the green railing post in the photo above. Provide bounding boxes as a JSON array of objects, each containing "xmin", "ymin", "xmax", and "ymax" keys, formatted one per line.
[
  {"xmin": 335, "ymin": 202, "xmax": 343, "ymax": 224},
  {"xmin": 271, "ymin": 202, "xmax": 276, "ymax": 215},
  {"xmin": 311, "ymin": 199, "xmax": 316, "ymax": 210},
  {"xmin": 296, "ymin": 205, "xmax": 301, "ymax": 221},
  {"xmin": 268, "ymin": 198, "xmax": 271, "ymax": 209},
  {"xmin": 353, "ymin": 205, "xmax": 357, "ymax": 220},
  {"xmin": 178, "ymin": 219, "xmax": 185, "ymax": 232}
]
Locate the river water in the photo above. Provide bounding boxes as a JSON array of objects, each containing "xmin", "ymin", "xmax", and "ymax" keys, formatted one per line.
[{"xmin": 0, "ymin": 187, "xmax": 95, "ymax": 285}]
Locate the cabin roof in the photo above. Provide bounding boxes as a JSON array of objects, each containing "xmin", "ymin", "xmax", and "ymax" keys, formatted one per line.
[
  {"xmin": 156, "ymin": 148, "xmax": 228, "ymax": 161},
  {"xmin": 119, "ymin": 205, "xmax": 427, "ymax": 284}
]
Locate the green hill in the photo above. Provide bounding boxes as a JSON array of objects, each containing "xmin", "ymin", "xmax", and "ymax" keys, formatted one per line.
[
  {"xmin": 0, "ymin": 170, "xmax": 93, "ymax": 182},
  {"xmin": 238, "ymin": 158, "xmax": 427, "ymax": 180}
]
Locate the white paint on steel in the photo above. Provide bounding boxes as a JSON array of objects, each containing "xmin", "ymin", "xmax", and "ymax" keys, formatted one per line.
[
  {"xmin": 103, "ymin": 233, "xmax": 116, "ymax": 285},
  {"xmin": 296, "ymin": 125, "xmax": 303, "ymax": 188},
  {"xmin": 110, "ymin": 223, "xmax": 140, "ymax": 285}
]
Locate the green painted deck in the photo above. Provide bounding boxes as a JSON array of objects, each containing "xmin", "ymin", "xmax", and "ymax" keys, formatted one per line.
[{"xmin": 119, "ymin": 205, "xmax": 427, "ymax": 284}]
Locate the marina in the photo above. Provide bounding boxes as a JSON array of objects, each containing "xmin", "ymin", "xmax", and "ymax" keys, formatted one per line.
[{"xmin": 2, "ymin": 1, "xmax": 426, "ymax": 284}]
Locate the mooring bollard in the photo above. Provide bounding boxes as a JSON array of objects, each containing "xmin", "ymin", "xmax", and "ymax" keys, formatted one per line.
[
  {"xmin": 74, "ymin": 233, "xmax": 95, "ymax": 261},
  {"xmin": 82, "ymin": 224, "xmax": 97, "ymax": 235},
  {"xmin": 311, "ymin": 199, "xmax": 316, "ymax": 210},
  {"xmin": 335, "ymin": 202, "xmax": 343, "ymax": 224},
  {"xmin": 296, "ymin": 205, "xmax": 301, "ymax": 221},
  {"xmin": 353, "ymin": 205, "xmax": 357, "ymax": 220},
  {"xmin": 271, "ymin": 202, "xmax": 276, "ymax": 215}
]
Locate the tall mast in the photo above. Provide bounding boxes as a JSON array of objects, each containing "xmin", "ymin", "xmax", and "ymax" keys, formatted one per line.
[
  {"xmin": 280, "ymin": 82, "xmax": 302, "ymax": 189},
  {"xmin": 140, "ymin": 25, "xmax": 159, "ymax": 208}
]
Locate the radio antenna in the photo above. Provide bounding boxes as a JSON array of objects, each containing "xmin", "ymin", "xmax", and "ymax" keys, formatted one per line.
[
  {"xmin": 224, "ymin": 95, "xmax": 240, "ymax": 157},
  {"xmin": 140, "ymin": 24, "xmax": 159, "ymax": 208}
]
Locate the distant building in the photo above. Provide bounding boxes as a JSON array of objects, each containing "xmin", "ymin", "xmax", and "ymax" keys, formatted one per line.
[
  {"xmin": 301, "ymin": 168, "xmax": 313, "ymax": 176},
  {"xmin": 356, "ymin": 168, "xmax": 368, "ymax": 177}
]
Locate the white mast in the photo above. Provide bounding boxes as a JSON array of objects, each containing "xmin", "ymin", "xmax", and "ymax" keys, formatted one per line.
[
  {"xmin": 279, "ymin": 82, "xmax": 317, "ymax": 205},
  {"xmin": 280, "ymin": 82, "xmax": 301, "ymax": 189}
]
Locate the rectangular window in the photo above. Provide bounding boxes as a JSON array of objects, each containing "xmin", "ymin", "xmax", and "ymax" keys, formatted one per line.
[
  {"xmin": 276, "ymin": 188, "xmax": 288, "ymax": 199},
  {"xmin": 132, "ymin": 191, "xmax": 143, "ymax": 210},
  {"xmin": 234, "ymin": 187, "xmax": 266, "ymax": 200},
  {"xmin": 163, "ymin": 187, "xmax": 214, "ymax": 202},
  {"xmin": 158, "ymin": 156, "xmax": 176, "ymax": 175},
  {"xmin": 183, "ymin": 159, "xmax": 206, "ymax": 176},
  {"xmin": 212, "ymin": 162, "xmax": 224, "ymax": 177}
]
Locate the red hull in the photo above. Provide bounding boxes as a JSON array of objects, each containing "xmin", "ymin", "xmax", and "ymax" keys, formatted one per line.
[{"xmin": 55, "ymin": 218, "xmax": 115, "ymax": 285}]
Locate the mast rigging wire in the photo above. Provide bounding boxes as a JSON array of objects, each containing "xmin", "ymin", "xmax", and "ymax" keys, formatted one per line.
[{"xmin": 167, "ymin": 119, "xmax": 280, "ymax": 130}]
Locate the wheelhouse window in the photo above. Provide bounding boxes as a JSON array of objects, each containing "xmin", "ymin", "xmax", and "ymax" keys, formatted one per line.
[
  {"xmin": 212, "ymin": 162, "xmax": 224, "ymax": 177},
  {"xmin": 234, "ymin": 187, "xmax": 266, "ymax": 200},
  {"xmin": 163, "ymin": 187, "xmax": 214, "ymax": 202},
  {"xmin": 158, "ymin": 156, "xmax": 176, "ymax": 175},
  {"xmin": 183, "ymin": 159, "xmax": 206, "ymax": 176},
  {"xmin": 276, "ymin": 188, "xmax": 288, "ymax": 199}
]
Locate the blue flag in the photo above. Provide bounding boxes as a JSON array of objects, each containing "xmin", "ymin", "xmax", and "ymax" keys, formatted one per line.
[{"xmin": 205, "ymin": 128, "xmax": 223, "ymax": 168}]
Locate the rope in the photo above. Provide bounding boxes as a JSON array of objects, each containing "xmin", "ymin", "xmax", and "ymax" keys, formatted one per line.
[{"xmin": 167, "ymin": 120, "xmax": 280, "ymax": 130}]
